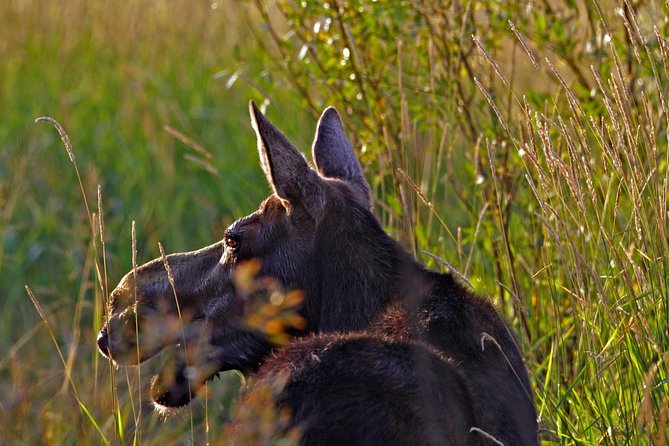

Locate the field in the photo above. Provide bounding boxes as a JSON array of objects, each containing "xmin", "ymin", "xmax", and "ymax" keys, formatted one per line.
[{"xmin": 1, "ymin": 0, "xmax": 668, "ymax": 444}]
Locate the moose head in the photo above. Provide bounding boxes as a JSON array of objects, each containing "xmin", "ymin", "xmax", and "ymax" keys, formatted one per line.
[{"xmin": 97, "ymin": 101, "xmax": 415, "ymax": 407}]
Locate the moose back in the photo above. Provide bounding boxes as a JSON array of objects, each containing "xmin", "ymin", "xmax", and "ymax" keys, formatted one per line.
[{"xmin": 97, "ymin": 101, "xmax": 538, "ymax": 445}]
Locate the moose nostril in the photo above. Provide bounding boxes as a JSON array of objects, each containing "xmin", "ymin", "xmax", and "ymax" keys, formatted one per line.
[{"xmin": 97, "ymin": 329, "xmax": 110, "ymax": 356}]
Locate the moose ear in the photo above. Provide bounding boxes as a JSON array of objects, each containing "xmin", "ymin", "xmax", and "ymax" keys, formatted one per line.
[
  {"xmin": 312, "ymin": 107, "xmax": 371, "ymax": 207},
  {"xmin": 249, "ymin": 101, "xmax": 324, "ymax": 218}
]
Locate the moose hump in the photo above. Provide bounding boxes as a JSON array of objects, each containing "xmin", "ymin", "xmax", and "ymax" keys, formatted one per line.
[{"xmin": 97, "ymin": 101, "xmax": 538, "ymax": 445}]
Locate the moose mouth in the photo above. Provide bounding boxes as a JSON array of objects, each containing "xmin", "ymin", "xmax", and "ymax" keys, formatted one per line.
[
  {"xmin": 98, "ymin": 307, "xmax": 273, "ymax": 408},
  {"xmin": 148, "ymin": 332, "xmax": 273, "ymax": 408}
]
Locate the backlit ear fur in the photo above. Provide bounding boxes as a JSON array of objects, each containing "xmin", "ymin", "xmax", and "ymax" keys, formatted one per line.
[
  {"xmin": 249, "ymin": 101, "xmax": 324, "ymax": 219},
  {"xmin": 312, "ymin": 107, "xmax": 371, "ymax": 207}
]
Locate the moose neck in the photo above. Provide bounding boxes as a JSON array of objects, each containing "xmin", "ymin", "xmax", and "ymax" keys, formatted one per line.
[{"xmin": 312, "ymin": 198, "xmax": 431, "ymax": 333}]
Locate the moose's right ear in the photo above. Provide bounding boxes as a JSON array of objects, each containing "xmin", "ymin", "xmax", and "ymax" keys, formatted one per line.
[{"xmin": 249, "ymin": 101, "xmax": 324, "ymax": 219}]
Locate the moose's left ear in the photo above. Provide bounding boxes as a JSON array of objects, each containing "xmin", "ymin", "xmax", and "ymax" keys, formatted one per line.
[
  {"xmin": 312, "ymin": 107, "xmax": 371, "ymax": 207},
  {"xmin": 249, "ymin": 101, "xmax": 325, "ymax": 219}
]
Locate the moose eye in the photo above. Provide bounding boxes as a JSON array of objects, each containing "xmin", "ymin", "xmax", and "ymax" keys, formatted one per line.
[{"xmin": 224, "ymin": 234, "xmax": 239, "ymax": 251}]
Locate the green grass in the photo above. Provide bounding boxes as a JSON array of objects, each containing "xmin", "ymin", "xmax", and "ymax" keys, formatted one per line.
[
  {"xmin": 0, "ymin": 1, "xmax": 310, "ymax": 443},
  {"xmin": 267, "ymin": 1, "xmax": 669, "ymax": 443},
  {"xmin": 1, "ymin": 0, "xmax": 668, "ymax": 444}
]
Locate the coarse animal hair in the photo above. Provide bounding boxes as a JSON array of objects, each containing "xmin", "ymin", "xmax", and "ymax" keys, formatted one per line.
[{"xmin": 98, "ymin": 101, "xmax": 538, "ymax": 445}]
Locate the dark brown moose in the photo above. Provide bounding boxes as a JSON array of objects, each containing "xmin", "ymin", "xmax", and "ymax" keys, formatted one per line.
[{"xmin": 97, "ymin": 101, "xmax": 538, "ymax": 445}]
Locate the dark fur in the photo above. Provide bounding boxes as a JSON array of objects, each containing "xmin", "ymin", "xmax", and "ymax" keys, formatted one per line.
[
  {"xmin": 260, "ymin": 333, "xmax": 482, "ymax": 445},
  {"xmin": 98, "ymin": 101, "xmax": 538, "ymax": 445}
]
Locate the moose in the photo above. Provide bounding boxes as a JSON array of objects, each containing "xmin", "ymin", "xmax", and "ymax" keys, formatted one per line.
[{"xmin": 97, "ymin": 101, "xmax": 538, "ymax": 445}]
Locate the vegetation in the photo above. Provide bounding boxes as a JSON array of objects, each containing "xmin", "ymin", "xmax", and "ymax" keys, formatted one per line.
[
  {"xmin": 1, "ymin": 0, "xmax": 668, "ymax": 444},
  {"xmin": 1, "ymin": 1, "xmax": 304, "ymax": 443}
]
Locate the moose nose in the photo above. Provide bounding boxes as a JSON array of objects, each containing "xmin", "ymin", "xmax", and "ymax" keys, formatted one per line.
[{"xmin": 97, "ymin": 328, "xmax": 110, "ymax": 357}]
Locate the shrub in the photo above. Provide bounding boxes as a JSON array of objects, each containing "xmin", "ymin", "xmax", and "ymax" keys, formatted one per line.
[{"xmin": 249, "ymin": 0, "xmax": 669, "ymax": 442}]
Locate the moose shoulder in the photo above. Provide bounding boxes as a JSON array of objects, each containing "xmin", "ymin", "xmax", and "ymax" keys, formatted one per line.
[{"xmin": 97, "ymin": 101, "xmax": 538, "ymax": 445}]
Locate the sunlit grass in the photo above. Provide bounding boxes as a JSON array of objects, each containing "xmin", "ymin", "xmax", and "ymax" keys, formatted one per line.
[
  {"xmin": 263, "ymin": 1, "xmax": 669, "ymax": 443},
  {"xmin": 0, "ymin": 1, "xmax": 308, "ymax": 443},
  {"xmin": 2, "ymin": 0, "xmax": 669, "ymax": 444}
]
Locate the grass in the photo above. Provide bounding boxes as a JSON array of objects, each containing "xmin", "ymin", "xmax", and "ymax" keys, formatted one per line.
[
  {"xmin": 262, "ymin": 1, "xmax": 669, "ymax": 443},
  {"xmin": 0, "ymin": 1, "xmax": 310, "ymax": 443},
  {"xmin": 1, "ymin": 0, "xmax": 668, "ymax": 444}
]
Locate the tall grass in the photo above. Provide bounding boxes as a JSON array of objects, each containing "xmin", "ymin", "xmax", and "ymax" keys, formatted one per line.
[
  {"xmin": 2, "ymin": 0, "xmax": 668, "ymax": 444},
  {"xmin": 0, "ymin": 1, "xmax": 310, "ymax": 443},
  {"xmin": 255, "ymin": 0, "xmax": 669, "ymax": 443}
]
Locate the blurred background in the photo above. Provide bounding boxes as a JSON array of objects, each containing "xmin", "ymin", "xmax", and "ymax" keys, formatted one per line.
[{"xmin": 1, "ymin": 1, "xmax": 668, "ymax": 444}]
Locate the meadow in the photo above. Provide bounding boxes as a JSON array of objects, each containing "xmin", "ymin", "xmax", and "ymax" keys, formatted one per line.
[{"xmin": 1, "ymin": 0, "xmax": 668, "ymax": 444}]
